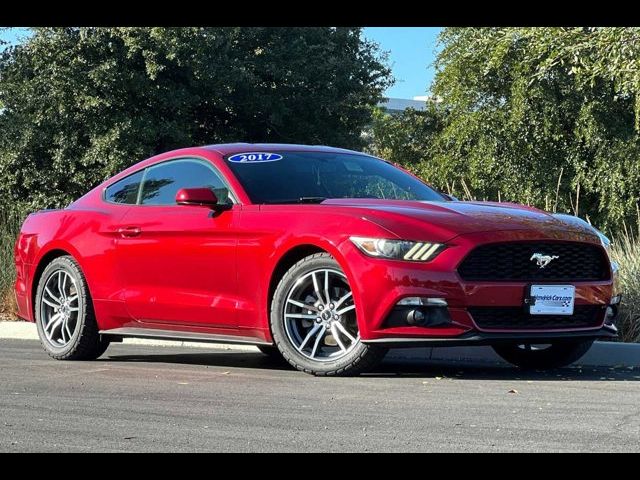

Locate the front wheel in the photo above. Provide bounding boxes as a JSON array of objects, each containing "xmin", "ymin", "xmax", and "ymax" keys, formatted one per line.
[
  {"xmin": 492, "ymin": 340, "xmax": 594, "ymax": 370},
  {"xmin": 270, "ymin": 253, "xmax": 387, "ymax": 376}
]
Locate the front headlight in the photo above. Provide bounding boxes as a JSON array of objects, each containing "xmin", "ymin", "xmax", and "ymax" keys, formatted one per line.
[{"xmin": 350, "ymin": 237, "xmax": 445, "ymax": 262}]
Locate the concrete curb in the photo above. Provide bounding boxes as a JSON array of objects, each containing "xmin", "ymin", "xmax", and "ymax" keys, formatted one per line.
[
  {"xmin": 1, "ymin": 321, "xmax": 638, "ymax": 367},
  {"xmin": 0, "ymin": 321, "xmax": 256, "ymax": 352}
]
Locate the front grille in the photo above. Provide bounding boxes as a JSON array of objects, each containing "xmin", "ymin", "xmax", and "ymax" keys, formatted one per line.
[
  {"xmin": 458, "ymin": 241, "xmax": 609, "ymax": 282},
  {"xmin": 469, "ymin": 305, "xmax": 605, "ymax": 330}
]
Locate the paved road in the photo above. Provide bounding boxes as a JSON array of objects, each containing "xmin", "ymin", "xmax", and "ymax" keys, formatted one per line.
[{"xmin": 1, "ymin": 339, "xmax": 639, "ymax": 452}]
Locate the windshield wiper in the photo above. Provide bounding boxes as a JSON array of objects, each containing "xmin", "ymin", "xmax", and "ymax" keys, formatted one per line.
[
  {"xmin": 296, "ymin": 197, "xmax": 326, "ymax": 204},
  {"xmin": 262, "ymin": 197, "xmax": 327, "ymax": 205}
]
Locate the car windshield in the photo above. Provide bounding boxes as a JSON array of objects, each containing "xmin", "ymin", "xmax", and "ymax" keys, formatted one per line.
[{"xmin": 225, "ymin": 151, "xmax": 445, "ymax": 204}]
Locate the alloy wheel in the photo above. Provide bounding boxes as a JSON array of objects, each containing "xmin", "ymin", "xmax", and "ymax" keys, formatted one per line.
[
  {"xmin": 39, "ymin": 269, "xmax": 80, "ymax": 347},
  {"xmin": 283, "ymin": 268, "xmax": 359, "ymax": 362}
]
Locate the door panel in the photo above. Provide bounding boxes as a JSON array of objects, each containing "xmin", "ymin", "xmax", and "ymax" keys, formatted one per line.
[{"xmin": 116, "ymin": 204, "xmax": 240, "ymax": 327}]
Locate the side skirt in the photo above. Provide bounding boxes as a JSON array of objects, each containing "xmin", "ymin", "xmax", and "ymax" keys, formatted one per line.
[{"xmin": 99, "ymin": 327, "xmax": 273, "ymax": 347}]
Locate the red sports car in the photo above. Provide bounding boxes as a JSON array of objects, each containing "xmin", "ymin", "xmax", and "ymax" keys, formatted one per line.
[{"xmin": 14, "ymin": 144, "xmax": 620, "ymax": 375}]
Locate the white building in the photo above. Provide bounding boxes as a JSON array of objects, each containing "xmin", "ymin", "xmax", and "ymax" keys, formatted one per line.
[{"xmin": 378, "ymin": 96, "xmax": 439, "ymax": 114}]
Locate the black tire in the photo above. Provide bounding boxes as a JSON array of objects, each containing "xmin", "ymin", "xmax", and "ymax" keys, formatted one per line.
[
  {"xmin": 270, "ymin": 252, "xmax": 387, "ymax": 376},
  {"xmin": 256, "ymin": 344, "xmax": 285, "ymax": 360},
  {"xmin": 492, "ymin": 340, "xmax": 594, "ymax": 370},
  {"xmin": 35, "ymin": 255, "xmax": 110, "ymax": 360}
]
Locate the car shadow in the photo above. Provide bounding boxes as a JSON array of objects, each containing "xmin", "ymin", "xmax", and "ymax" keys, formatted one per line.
[
  {"xmin": 373, "ymin": 359, "xmax": 640, "ymax": 381},
  {"xmin": 100, "ymin": 349, "xmax": 640, "ymax": 381},
  {"xmin": 102, "ymin": 350, "xmax": 294, "ymax": 371}
]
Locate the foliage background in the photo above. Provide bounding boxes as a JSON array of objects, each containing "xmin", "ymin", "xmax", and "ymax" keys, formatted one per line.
[
  {"xmin": 0, "ymin": 27, "xmax": 390, "ymax": 213},
  {"xmin": 369, "ymin": 27, "xmax": 640, "ymax": 235}
]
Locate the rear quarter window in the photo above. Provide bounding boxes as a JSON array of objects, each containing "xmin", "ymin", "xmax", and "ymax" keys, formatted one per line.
[{"xmin": 104, "ymin": 170, "xmax": 144, "ymax": 204}]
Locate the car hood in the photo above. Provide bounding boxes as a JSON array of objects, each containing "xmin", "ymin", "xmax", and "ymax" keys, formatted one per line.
[{"xmin": 322, "ymin": 199, "xmax": 601, "ymax": 243}]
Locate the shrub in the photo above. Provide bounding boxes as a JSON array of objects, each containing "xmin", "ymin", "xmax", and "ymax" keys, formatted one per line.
[
  {"xmin": 0, "ymin": 208, "xmax": 22, "ymax": 316},
  {"xmin": 0, "ymin": 27, "xmax": 391, "ymax": 213},
  {"xmin": 611, "ymin": 228, "xmax": 640, "ymax": 343}
]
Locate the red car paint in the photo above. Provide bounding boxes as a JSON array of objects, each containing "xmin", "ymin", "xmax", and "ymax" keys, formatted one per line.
[{"xmin": 14, "ymin": 144, "xmax": 615, "ymax": 344}]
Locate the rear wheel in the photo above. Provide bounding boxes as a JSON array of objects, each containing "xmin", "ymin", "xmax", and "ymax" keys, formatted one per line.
[
  {"xmin": 492, "ymin": 340, "xmax": 594, "ymax": 369},
  {"xmin": 35, "ymin": 256, "xmax": 110, "ymax": 360},
  {"xmin": 270, "ymin": 253, "xmax": 387, "ymax": 376}
]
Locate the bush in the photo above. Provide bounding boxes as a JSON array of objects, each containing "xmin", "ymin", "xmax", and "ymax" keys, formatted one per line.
[
  {"xmin": 0, "ymin": 208, "xmax": 22, "ymax": 316},
  {"xmin": 367, "ymin": 28, "xmax": 640, "ymax": 235},
  {"xmin": 0, "ymin": 27, "xmax": 391, "ymax": 213},
  {"xmin": 611, "ymin": 228, "xmax": 640, "ymax": 343}
]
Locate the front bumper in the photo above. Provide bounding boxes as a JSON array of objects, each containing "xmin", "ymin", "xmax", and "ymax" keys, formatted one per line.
[{"xmin": 341, "ymin": 229, "xmax": 615, "ymax": 342}]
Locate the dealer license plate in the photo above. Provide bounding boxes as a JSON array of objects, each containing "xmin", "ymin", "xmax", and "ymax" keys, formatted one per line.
[{"xmin": 529, "ymin": 285, "xmax": 575, "ymax": 315}]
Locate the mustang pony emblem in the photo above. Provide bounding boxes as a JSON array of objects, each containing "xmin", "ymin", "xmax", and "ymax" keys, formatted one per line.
[{"xmin": 530, "ymin": 253, "xmax": 559, "ymax": 268}]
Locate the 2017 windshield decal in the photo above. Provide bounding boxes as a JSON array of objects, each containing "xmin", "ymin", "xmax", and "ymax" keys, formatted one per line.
[{"xmin": 227, "ymin": 152, "xmax": 283, "ymax": 163}]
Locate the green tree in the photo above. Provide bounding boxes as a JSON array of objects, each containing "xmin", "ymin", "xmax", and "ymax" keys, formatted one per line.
[
  {"xmin": 370, "ymin": 27, "xmax": 640, "ymax": 233},
  {"xmin": 0, "ymin": 27, "xmax": 391, "ymax": 212},
  {"xmin": 367, "ymin": 106, "xmax": 445, "ymax": 186}
]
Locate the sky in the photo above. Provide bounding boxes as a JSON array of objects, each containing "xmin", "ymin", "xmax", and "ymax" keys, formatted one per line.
[
  {"xmin": 0, "ymin": 27, "xmax": 442, "ymax": 100},
  {"xmin": 363, "ymin": 27, "xmax": 441, "ymax": 99},
  {"xmin": 0, "ymin": 27, "xmax": 29, "ymax": 45}
]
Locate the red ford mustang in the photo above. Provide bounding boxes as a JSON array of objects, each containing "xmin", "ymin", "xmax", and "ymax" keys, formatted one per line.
[{"xmin": 14, "ymin": 144, "xmax": 619, "ymax": 375}]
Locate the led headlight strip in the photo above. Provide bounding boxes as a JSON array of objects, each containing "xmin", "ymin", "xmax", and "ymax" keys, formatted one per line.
[
  {"xmin": 350, "ymin": 237, "xmax": 445, "ymax": 262},
  {"xmin": 403, "ymin": 242, "xmax": 441, "ymax": 261}
]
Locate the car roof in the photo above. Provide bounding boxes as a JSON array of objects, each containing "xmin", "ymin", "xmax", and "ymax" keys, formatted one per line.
[
  {"xmin": 101, "ymin": 143, "xmax": 368, "ymax": 186},
  {"xmin": 202, "ymin": 143, "xmax": 360, "ymax": 156}
]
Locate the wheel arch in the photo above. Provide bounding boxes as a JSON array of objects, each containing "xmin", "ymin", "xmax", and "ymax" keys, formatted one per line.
[
  {"xmin": 30, "ymin": 246, "xmax": 83, "ymax": 320},
  {"xmin": 265, "ymin": 240, "xmax": 361, "ymax": 337},
  {"xmin": 267, "ymin": 244, "xmax": 327, "ymax": 316}
]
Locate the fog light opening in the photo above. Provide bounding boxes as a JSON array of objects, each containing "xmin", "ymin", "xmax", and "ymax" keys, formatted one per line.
[{"xmin": 406, "ymin": 309, "xmax": 426, "ymax": 326}]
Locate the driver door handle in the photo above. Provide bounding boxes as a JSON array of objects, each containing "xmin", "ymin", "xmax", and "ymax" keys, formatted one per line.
[{"xmin": 118, "ymin": 226, "xmax": 141, "ymax": 238}]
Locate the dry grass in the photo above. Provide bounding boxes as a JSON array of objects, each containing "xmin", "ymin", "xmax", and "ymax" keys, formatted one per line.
[
  {"xmin": 0, "ymin": 209, "xmax": 22, "ymax": 318},
  {"xmin": 611, "ymin": 229, "xmax": 640, "ymax": 343},
  {"xmin": 0, "ymin": 289, "xmax": 17, "ymax": 318}
]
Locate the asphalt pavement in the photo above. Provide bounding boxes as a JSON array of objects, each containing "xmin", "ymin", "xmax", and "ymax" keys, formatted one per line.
[{"xmin": 1, "ymin": 339, "xmax": 639, "ymax": 452}]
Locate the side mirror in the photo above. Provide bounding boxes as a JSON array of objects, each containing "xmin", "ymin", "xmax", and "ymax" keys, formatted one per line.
[
  {"xmin": 442, "ymin": 193, "xmax": 459, "ymax": 201},
  {"xmin": 175, "ymin": 188, "xmax": 220, "ymax": 208}
]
